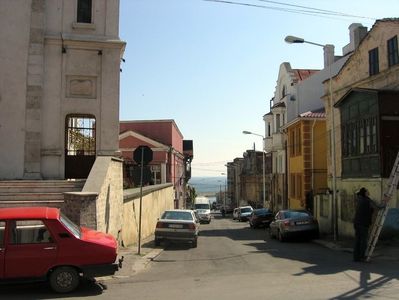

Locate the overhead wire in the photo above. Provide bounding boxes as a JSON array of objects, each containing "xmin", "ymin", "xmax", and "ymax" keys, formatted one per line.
[{"xmin": 202, "ymin": 0, "xmax": 375, "ymax": 21}]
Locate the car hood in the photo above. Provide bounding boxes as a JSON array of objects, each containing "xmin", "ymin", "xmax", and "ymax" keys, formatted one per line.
[{"xmin": 81, "ymin": 227, "xmax": 117, "ymax": 249}]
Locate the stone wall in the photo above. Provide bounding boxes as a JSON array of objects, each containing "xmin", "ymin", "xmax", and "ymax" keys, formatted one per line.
[
  {"xmin": 63, "ymin": 156, "xmax": 124, "ymax": 240},
  {"xmin": 63, "ymin": 156, "xmax": 175, "ymax": 247},
  {"xmin": 122, "ymin": 184, "xmax": 174, "ymax": 247}
]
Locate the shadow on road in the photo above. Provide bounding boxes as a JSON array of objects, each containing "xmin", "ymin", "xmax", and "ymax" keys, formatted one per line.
[
  {"xmin": 200, "ymin": 220, "xmax": 399, "ymax": 300},
  {"xmin": 0, "ymin": 278, "xmax": 105, "ymax": 300}
]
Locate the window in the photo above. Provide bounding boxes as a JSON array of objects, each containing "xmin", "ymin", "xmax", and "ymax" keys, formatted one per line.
[
  {"xmin": 77, "ymin": 0, "xmax": 92, "ymax": 23},
  {"xmin": 369, "ymin": 47, "xmax": 379, "ymax": 76},
  {"xmin": 289, "ymin": 126, "xmax": 301, "ymax": 157},
  {"xmin": 387, "ymin": 36, "xmax": 399, "ymax": 67},
  {"xmin": 151, "ymin": 165, "xmax": 162, "ymax": 184},
  {"xmin": 10, "ymin": 220, "xmax": 53, "ymax": 244},
  {"xmin": 275, "ymin": 114, "xmax": 281, "ymax": 132}
]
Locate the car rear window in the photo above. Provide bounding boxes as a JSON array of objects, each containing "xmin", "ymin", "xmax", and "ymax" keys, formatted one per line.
[
  {"xmin": 285, "ymin": 211, "xmax": 310, "ymax": 218},
  {"xmin": 161, "ymin": 211, "xmax": 193, "ymax": 221},
  {"xmin": 254, "ymin": 209, "xmax": 270, "ymax": 215},
  {"xmin": 60, "ymin": 213, "xmax": 81, "ymax": 239}
]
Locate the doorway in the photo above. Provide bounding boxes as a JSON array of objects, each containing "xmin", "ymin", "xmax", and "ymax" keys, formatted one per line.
[{"xmin": 65, "ymin": 115, "xmax": 96, "ymax": 179}]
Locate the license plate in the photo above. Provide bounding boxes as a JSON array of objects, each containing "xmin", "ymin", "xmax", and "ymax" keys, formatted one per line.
[
  {"xmin": 296, "ymin": 221, "xmax": 309, "ymax": 225},
  {"xmin": 169, "ymin": 224, "xmax": 183, "ymax": 229}
]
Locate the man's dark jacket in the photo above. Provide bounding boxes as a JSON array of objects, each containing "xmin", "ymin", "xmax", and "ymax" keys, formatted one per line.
[{"xmin": 353, "ymin": 195, "xmax": 374, "ymax": 227}]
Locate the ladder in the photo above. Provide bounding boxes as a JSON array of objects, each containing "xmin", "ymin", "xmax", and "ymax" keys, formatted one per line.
[{"xmin": 365, "ymin": 151, "xmax": 399, "ymax": 262}]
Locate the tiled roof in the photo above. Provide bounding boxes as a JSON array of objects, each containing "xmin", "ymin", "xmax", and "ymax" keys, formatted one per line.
[
  {"xmin": 292, "ymin": 69, "xmax": 319, "ymax": 82},
  {"xmin": 299, "ymin": 109, "xmax": 326, "ymax": 119}
]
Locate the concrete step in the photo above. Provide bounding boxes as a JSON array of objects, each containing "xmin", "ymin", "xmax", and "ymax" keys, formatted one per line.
[
  {"xmin": 0, "ymin": 192, "xmax": 65, "ymax": 201},
  {"xmin": 0, "ymin": 180, "xmax": 85, "ymax": 193},
  {"xmin": 0, "ymin": 200, "xmax": 63, "ymax": 209}
]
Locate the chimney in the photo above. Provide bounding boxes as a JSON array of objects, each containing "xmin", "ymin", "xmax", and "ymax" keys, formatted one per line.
[
  {"xmin": 324, "ymin": 44, "xmax": 335, "ymax": 68},
  {"xmin": 342, "ymin": 23, "xmax": 368, "ymax": 55},
  {"xmin": 353, "ymin": 24, "xmax": 368, "ymax": 48}
]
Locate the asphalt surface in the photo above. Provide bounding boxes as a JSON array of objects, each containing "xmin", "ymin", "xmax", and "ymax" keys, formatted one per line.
[{"xmin": 104, "ymin": 214, "xmax": 399, "ymax": 283}]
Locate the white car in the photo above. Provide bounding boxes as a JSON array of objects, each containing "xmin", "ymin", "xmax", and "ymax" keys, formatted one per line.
[
  {"xmin": 238, "ymin": 206, "xmax": 253, "ymax": 222},
  {"xmin": 155, "ymin": 210, "xmax": 200, "ymax": 248}
]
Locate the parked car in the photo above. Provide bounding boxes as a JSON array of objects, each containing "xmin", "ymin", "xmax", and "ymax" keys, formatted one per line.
[
  {"xmin": 155, "ymin": 210, "xmax": 200, "ymax": 248},
  {"xmin": 0, "ymin": 207, "xmax": 123, "ymax": 293},
  {"xmin": 232, "ymin": 208, "xmax": 239, "ymax": 220},
  {"xmin": 249, "ymin": 208, "xmax": 274, "ymax": 228},
  {"xmin": 238, "ymin": 206, "xmax": 253, "ymax": 222},
  {"xmin": 269, "ymin": 209, "xmax": 319, "ymax": 242}
]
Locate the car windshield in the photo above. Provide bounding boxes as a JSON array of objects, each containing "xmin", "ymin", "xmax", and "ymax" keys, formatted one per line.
[
  {"xmin": 194, "ymin": 204, "xmax": 210, "ymax": 209},
  {"xmin": 161, "ymin": 211, "xmax": 193, "ymax": 221},
  {"xmin": 60, "ymin": 213, "xmax": 81, "ymax": 239},
  {"xmin": 285, "ymin": 211, "xmax": 311, "ymax": 219},
  {"xmin": 241, "ymin": 208, "xmax": 252, "ymax": 213}
]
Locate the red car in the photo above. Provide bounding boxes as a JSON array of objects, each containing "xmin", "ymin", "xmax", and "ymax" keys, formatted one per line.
[{"xmin": 0, "ymin": 207, "xmax": 123, "ymax": 293}]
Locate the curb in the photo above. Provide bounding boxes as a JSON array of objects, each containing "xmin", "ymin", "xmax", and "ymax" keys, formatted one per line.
[{"xmin": 96, "ymin": 247, "xmax": 164, "ymax": 281}]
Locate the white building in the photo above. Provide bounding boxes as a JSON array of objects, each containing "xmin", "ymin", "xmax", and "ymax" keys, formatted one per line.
[{"xmin": 0, "ymin": 0, "xmax": 125, "ymax": 180}]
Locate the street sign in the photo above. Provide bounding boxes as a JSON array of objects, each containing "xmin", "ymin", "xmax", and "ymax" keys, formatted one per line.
[{"xmin": 133, "ymin": 145, "xmax": 153, "ymax": 165}]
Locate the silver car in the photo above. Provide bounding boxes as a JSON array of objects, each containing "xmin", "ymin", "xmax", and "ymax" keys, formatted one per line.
[
  {"xmin": 269, "ymin": 209, "xmax": 319, "ymax": 242},
  {"xmin": 155, "ymin": 210, "xmax": 200, "ymax": 248}
]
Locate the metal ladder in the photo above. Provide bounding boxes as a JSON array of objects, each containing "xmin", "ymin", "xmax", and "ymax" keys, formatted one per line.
[{"xmin": 365, "ymin": 151, "xmax": 399, "ymax": 262}]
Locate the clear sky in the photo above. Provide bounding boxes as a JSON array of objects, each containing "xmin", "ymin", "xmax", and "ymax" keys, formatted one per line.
[{"xmin": 119, "ymin": 0, "xmax": 399, "ymax": 177}]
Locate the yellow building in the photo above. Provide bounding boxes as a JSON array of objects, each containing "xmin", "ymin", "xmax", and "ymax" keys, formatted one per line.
[{"xmin": 286, "ymin": 110, "xmax": 328, "ymax": 213}]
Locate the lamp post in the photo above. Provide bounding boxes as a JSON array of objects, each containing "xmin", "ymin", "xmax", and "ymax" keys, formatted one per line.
[
  {"xmin": 221, "ymin": 173, "xmax": 227, "ymax": 210},
  {"xmin": 242, "ymin": 131, "xmax": 266, "ymax": 208},
  {"xmin": 285, "ymin": 35, "xmax": 338, "ymax": 241}
]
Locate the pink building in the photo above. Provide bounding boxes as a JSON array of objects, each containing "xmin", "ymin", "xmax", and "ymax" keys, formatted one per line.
[{"xmin": 119, "ymin": 120, "xmax": 193, "ymax": 208}]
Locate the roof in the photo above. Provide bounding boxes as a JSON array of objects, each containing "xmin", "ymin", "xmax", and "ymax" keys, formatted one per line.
[
  {"xmin": 0, "ymin": 207, "xmax": 60, "ymax": 220},
  {"xmin": 334, "ymin": 18, "xmax": 399, "ymax": 83},
  {"xmin": 299, "ymin": 108, "xmax": 326, "ymax": 119},
  {"xmin": 292, "ymin": 69, "xmax": 319, "ymax": 83},
  {"xmin": 334, "ymin": 88, "xmax": 399, "ymax": 107}
]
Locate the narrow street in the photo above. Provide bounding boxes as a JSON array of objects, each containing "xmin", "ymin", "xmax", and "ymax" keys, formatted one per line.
[{"xmin": 1, "ymin": 214, "xmax": 399, "ymax": 300}]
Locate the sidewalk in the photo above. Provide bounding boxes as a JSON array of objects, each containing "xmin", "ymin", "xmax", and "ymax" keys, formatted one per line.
[
  {"xmin": 97, "ymin": 236, "xmax": 163, "ymax": 281},
  {"xmin": 313, "ymin": 236, "xmax": 399, "ymax": 261}
]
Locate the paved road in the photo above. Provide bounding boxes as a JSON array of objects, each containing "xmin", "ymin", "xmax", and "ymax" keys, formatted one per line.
[{"xmin": 1, "ymin": 214, "xmax": 399, "ymax": 299}]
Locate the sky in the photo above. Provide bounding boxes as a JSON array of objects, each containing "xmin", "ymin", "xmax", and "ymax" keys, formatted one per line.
[{"xmin": 118, "ymin": 0, "xmax": 399, "ymax": 177}]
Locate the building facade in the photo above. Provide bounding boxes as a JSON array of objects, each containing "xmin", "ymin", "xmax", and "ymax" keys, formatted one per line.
[
  {"xmin": 325, "ymin": 19, "xmax": 399, "ymax": 237},
  {"xmin": 0, "ymin": 0, "xmax": 125, "ymax": 180},
  {"xmin": 119, "ymin": 119, "xmax": 193, "ymax": 208},
  {"xmin": 264, "ymin": 64, "xmax": 318, "ymax": 211},
  {"xmin": 285, "ymin": 110, "xmax": 328, "ymax": 213}
]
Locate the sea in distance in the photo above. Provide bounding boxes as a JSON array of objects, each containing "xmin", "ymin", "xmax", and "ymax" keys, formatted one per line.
[{"xmin": 189, "ymin": 176, "xmax": 225, "ymax": 203}]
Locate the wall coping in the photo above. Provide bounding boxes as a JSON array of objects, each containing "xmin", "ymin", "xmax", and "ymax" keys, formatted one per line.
[{"xmin": 123, "ymin": 183, "xmax": 173, "ymax": 203}]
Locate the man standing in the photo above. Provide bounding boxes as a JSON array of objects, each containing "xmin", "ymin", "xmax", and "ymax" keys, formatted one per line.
[{"xmin": 353, "ymin": 187, "xmax": 382, "ymax": 262}]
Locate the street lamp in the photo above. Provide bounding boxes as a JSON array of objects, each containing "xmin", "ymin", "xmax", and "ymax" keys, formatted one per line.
[
  {"xmin": 221, "ymin": 173, "xmax": 227, "ymax": 210},
  {"xmin": 285, "ymin": 35, "xmax": 338, "ymax": 241},
  {"xmin": 242, "ymin": 131, "xmax": 266, "ymax": 208}
]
